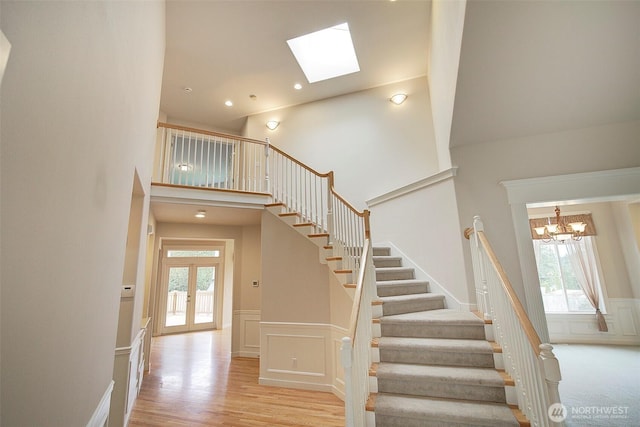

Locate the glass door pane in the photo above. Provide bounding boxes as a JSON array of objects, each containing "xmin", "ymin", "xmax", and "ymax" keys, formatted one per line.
[
  {"xmin": 194, "ymin": 266, "xmax": 215, "ymax": 325},
  {"xmin": 165, "ymin": 266, "xmax": 189, "ymax": 327}
]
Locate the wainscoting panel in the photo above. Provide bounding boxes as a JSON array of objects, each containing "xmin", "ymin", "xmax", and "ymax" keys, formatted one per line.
[
  {"xmin": 260, "ymin": 322, "xmax": 337, "ymax": 392},
  {"xmin": 233, "ymin": 310, "xmax": 260, "ymax": 358},
  {"xmin": 331, "ymin": 325, "xmax": 347, "ymax": 399},
  {"xmin": 547, "ymin": 298, "xmax": 640, "ymax": 344},
  {"xmin": 87, "ymin": 381, "xmax": 114, "ymax": 427}
]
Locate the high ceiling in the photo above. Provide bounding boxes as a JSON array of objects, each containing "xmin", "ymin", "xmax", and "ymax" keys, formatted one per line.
[
  {"xmin": 451, "ymin": 0, "xmax": 640, "ymax": 147},
  {"xmin": 160, "ymin": 0, "xmax": 431, "ymax": 133},
  {"xmin": 155, "ymin": 0, "xmax": 640, "ymax": 225}
]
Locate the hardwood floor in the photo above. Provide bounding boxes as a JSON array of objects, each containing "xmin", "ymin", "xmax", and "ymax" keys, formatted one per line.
[{"xmin": 129, "ymin": 329, "xmax": 345, "ymax": 426}]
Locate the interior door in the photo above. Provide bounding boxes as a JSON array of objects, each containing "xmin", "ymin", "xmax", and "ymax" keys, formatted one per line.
[{"xmin": 160, "ymin": 261, "xmax": 218, "ymax": 334}]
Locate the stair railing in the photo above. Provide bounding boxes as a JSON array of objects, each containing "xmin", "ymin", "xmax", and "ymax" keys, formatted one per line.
[
  {"xmin": 465, "ymin": 215, "xmax": 563, "ymax": 427},
  {"xmin": 341, "ymin": 239, "xmax": 376, "ymax": 427},
  {"xmin": 156, "ymin": 123, "xmax": 375, "ymax": 425},
  {"xmin": 156, "ymin": 121, "xmax": 371, "ymax": 273},
  {"xmin": 157, "ymin": 122, "xmax": 269, "ymax": 193}
]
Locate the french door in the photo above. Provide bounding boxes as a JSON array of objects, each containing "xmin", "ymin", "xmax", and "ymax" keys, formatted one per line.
[{"xmin": 160, "ymin": 260, "xmax": 219, "ymax": 334}]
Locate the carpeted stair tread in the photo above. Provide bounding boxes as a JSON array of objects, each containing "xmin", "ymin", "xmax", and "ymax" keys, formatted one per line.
[
  {"xmin": 373, "ymin": 256, "xmax": 403, "ymax": 268},
  {"xmin": 380, "ymin": 293, "xmax": 445, "ymax": 315},
  {"xmin": 380, "ymin": 293, "xmax": 444, "ymax": 304},
  {"xmin": 376, "ymin": 267, "xmax": 415, "ymax": 281},
  {"xmin": 378, "ymin": 336, "xmax": 495, "ymax": 367},
  {"xmin": 378, "ymin": 336, "xmax": 493, "ymax": 354},
  {"xmin": 376, "ymin": 279, "xmax": 429, "ymax": 297},
  {"xmin": 381, "ymin": 308, "xmax": 484, "ymax": 325},
  {"xmin": 376, "ymin": 363, "xmax": 505, "ymax": 387},
  {"xmin": 373, "ymin": 394, "xmax": 519, "ymax": 427},
  {"xmin": 380, "ymin": 309, "xmax": 486, "ymax": 340},
  {"xmin": 373, "ymin": 247, "xmax": 391, "ymax": 256}
]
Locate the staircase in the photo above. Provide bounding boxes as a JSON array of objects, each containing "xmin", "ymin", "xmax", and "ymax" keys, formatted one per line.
[{"xmin": 367, "ymin": 246, "xmax": 526, "ymax": 427}]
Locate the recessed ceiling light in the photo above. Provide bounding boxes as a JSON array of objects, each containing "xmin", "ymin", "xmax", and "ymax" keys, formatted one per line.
[
  {"xmin": 195, "ymin": 210, "xmax": 206, "ymax": 218},
  {"xmin": 225, "ymin": 100, "xmax": 233, "ymax": 107},
  {"xmin": 287, "ymin": 22, "xmax": 360, "ymax": 83},
  {"xmin": 294, "ymin": 83, "xmax": 302, "ymax": 90},
  {"xmin": 184, "ymin": 87, "xmax": 193, "ymax": 93}
]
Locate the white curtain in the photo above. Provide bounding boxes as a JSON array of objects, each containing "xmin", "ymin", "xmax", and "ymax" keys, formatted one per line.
[{"xmin": 565, "ymin": 238, "xmax": 608, "ymax": 332}]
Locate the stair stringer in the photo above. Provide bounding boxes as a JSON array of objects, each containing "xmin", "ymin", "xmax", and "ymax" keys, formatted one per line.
[
  {"xmin": 375, "ymin": 240, "xmax": 468, "ymax": 311},
  {"xmin": 265, "ymin": 203, "xmax": 355, "ymax": 298}
]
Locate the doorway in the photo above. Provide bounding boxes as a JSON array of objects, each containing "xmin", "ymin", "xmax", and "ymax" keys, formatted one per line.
[{"xmin": 158, "ymin": 245, "xmax": 224, "ymax": 335}]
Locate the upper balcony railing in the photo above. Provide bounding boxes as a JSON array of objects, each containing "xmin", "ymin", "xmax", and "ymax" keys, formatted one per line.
[{"xmin": 156, "ymin": 122, "xmax": 370, "ymax": 274}]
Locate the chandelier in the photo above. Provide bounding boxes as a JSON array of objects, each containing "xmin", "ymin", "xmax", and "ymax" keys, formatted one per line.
[{"xmin": 534, "ymin": 206, "xmax": 587, "ymax": 242}]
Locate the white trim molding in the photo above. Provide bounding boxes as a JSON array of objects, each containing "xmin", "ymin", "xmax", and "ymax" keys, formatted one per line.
[
  {"xmin": 233, "ymin": 310, "xmax": 261, "ymax": 358},
  {"xmin": 86, "ymin": 381, "xmax": 114, "ymax": 427},
  {"xmin": 259, "ymin": 322, "xmax": 345, "ymax": 398},
  {"xmin": 367, "ymin": 167, "xmax": 458, "ymax": 207},
  {"xmin": 547, "ymin": 298, "xmax": 640, "ymax": 345}
]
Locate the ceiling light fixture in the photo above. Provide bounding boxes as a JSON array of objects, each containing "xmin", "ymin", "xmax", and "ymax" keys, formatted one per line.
[
  {"xmin": 225, "ymin": 100, "xmax": 233, "ymax": 107},
  {"xmin": 287, "ymin": 22, "xmax": 360, "ymax": 83},
  {"xmin": 195, "ymin": 210, "xmax": 206, "ymax": 218},
  {"xmin": 294, "ymin": 83, "xmax": 302, "ymax": 90},
  {"xmin": 266, "ymin": 120, "xmax": 280, "ymax": 130},
  {"xmin": 390, "ymin": 93, "xmax": 408, "ymax": 105},
  {"xmin": 184, "ymin": 87, "xmax": 193, "ymax": 93},
  {"xmin": 534, "ymin": 206, "xmax": 587, "ymax": 242}
]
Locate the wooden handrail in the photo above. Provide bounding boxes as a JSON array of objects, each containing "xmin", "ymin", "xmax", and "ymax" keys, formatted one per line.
[
  {"xmin": 157, "ymin": 121, "xmax": 268, "ymax": 146},
  {"xmin": 158, "ymin": 120, "xmax": 371, "ymax": 238},
  {"xmin": 269, "ymin": 145, "xmax": 333, "ymax": 178},
  {"xmin": 466, "ymin": 228, "xmax": 543, "ymax": 355},
  {"xmin": 347, "ymin": 239, "xmax": 371, "ymax": 342}
]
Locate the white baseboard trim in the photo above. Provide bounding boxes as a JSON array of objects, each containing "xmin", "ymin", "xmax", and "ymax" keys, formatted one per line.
[
  {"xmin": 231, "ymin": 351, "xmax": 260, "ymax": 358},
  {"xmin": 258, "ymin": 377, "xmax": 334, "ymax": 392},
  {"xmin": 86, "ymin": 381, "xmax": 114, "ymax": 427},
  {"xmin": 376, "ymin": 241, "xmax": 466, "ymax": 311}
]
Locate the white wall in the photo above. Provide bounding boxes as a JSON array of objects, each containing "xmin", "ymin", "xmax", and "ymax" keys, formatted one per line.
[
  {"xmin": 452, "ymin": 120, "xmax": 640, "ymax": 340},
  {"xmin": 0, "ymin": 1, "xmax": 164, "ymax": 425},
  {"xmin": 244, "ymin": 77, "xmax": 439, "ymax": 211}
]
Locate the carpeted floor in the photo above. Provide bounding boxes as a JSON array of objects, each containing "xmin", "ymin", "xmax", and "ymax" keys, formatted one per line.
[{"xmin": 552, "ymin": 344, "xmax": 640, "ymax": 426}]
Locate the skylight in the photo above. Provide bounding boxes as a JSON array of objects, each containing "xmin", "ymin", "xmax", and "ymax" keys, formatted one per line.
[{"xmin": 287, "ymin": 22, "xmax": 360, "ymax": 83}]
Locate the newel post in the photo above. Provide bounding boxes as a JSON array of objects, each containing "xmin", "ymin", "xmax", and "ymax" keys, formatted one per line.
[
  {"xmin": 341, "ymin": 336, "xmax": 354, "ymax": 427},
  {"xmin": 471, "ymin": 216, "xmax": 490, "ymax": 318},
  {"xmin": 264, "ymin": 137, "xmax": 271, "ymax": 194},
  {"xmin": 327, "ymin": 171, "xmax": 335, "ymax": 244},
  {"xmin": 539, "ymin": 343, "xmax": 564, "ymax": 426}
]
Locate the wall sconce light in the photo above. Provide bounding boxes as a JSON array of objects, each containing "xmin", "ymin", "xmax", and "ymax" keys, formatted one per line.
[
  {"xmin": 195, "ymin": 210, "xmax": 206, "ymax": 218},
  {"xmin": 390, "ymin": 93, "xmax": 408, "ymax": 105},
  {"xmin": 266, "ymin": 120, "xmax": 280, "ymax": 130}
]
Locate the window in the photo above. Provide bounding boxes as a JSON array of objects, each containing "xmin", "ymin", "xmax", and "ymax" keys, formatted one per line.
[
  {"xmin": 167, "ymin": 249, "xmax": 220, "ymax": 258},
  {"xmin": 533, "ymin": 237, "xmax": 605, "ymax": 313}
]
